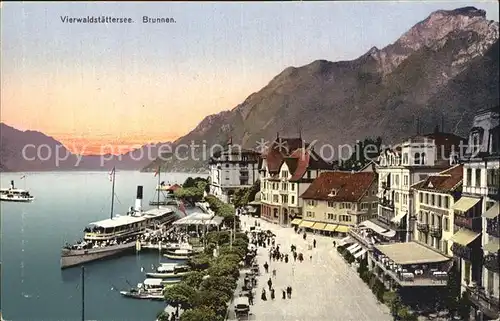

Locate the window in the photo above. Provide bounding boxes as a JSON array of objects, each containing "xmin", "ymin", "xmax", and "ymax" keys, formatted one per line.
[
  {"xmin": 421, "ymin": 153, "xmax": 426, "ymax": 165},
  {"xmin": 395, "ymin": 193, "xmax": 399, "ymax": 203},
  {"xmin": 444, "ymin": 196, "xmax": 449, "ymax": 209},
  {"xmin": 282, "ymin": 170, "xmax": 288, "ymax": 178},
  {"xmin": 425, "ymin": 193, "xmax": 429, "ymax": 204},
  {"xmin": 225, "ymin": 164, "xmax": 230, "ymax": 168},
  {"xmin": 307, "ymin": 200, "xmax": 317, "ymax": 207},
  {"xmin": 340, "ymin": 203, "xmax": 345, "ymax": 209},
  {"xmin": 419, "ymin": 192, "xmax": 423, "ymax": 203},
  {"xmin": 395, "ymin": 175, "xmax": 399, "ymax": 185},
  {"xmin": 361, "ymin": 202, "xmax": 369, "ymax": 210},
  {"xmin": 431, "ymin": 194, "xmax": 435, "ymax": 206},
  {"xmin": 466, "ymin": 168, "xmax": 472, "ymax": 186},
  {"xmin": 404, "ymin": 175, "xmax": 409, "ymax": 186},
  {"xmin": 346, "ymin": 203, "xmax": 352, "ymax": 209},
  {"xmin": 442, "ymin": 240, "xmax": 448, "ymax": 255},
  {"xmin": 475, "ymin": 168, "xmax": 481, "ymax": 187},
  {"xmin": 327, "ymin": 201, "xmax": 335, "ymax": 208},
  {"xmin": 290, "ymin": 184, "xmax": 295, "ymax": 191},
  {"xmin": 372, "ymin": 202, "xmax": 377, "ymax": 209},
  {"xmin": 464, "ymin": 261, "xmax": 471, "ymax": 283},
  {"xmin": 487, "ymin": 169, "xmax": 500, "ymax": 187},
  {"xmin": 419, "ymin": 211, "xmax": 423, "ymax": 222},
  {"xmin": 372, "ymin": 190, "xmax": 376, "ymax": 196},
  {"xmin": 431, "ymin": 214, "xmax": 435, "ymax": 226},
  {"xmin": 282, "ymin": 183, "xmax": 287, "ymax": 190},
  {"xmin": 291, "ymin": 196, "xmax": 295, "ymax": 204},
  {"xmin": 403, "ymin": 153, "xmax": 408, "ymax": 164},
  {"xmin": 327, "ymin": 213, "xmax": 336, "ymax": 220},
  {"xmin": 273, "ymin": 195, "xmax": 279, "ymax": 203},
  {"xmin": 403, "ymin": 194, "xmax": 407, "ymax": 205},
  {"xmin": 414, "ymin": 152, "xmax": 420, "ymax": 165},
  {"xmin": 443, "ymin": 217, "xmax": 449, "ymax": 232},
  {"xmin": 306, "ymin": 211, "xmax": 315, "ymax": 218}
]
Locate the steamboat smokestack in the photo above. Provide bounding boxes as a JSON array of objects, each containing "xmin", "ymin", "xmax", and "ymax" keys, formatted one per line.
[
  {"xmin": 135, "ymin": 186, "xmax": 143, "ymax": 212},
  {"xmin": 10, "ymin": 180, "xmax": 14, "ymax": 189}
]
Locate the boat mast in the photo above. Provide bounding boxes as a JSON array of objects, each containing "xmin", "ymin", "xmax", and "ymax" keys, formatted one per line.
[
  {"xmin": 111, "ymin": 167, "xmax": 116, "ymax": 219},
  {"xmin": 81, "ymin": 266, "xmax": 85, "ymax": 321},
  {"xmin": 157, "ymin": 167, "xmax": 160, "ymax": 209}
]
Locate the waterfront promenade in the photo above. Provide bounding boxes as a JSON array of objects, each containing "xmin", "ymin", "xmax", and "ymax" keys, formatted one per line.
[{"xmin": 236, "ymin": 215, "xmax": 392, "ymax": 321}]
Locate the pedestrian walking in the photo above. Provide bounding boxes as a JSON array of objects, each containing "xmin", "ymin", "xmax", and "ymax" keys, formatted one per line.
[
  {"xmin": 303, "ymin": 232, "xmax": 306, "ymax": 240},
  {"xmin": 310, "ymin": 255, "xmax": 312, "ymax": 261},
  {"xmin": 261, "ymin": 288, "xmax": 267, "ymax": 301},
  {"xmin": 333, "ymin": 240, "xmax": 336, "ymax": 247},
  {"xmin": 272, "ymin": 269, "xmax": 276, "ymax": 278},
  {"xmin": 282, "ymin": 289, "xmax": 286, "ymax": 299},
  {"xmin": 264, "ymin": 262, "xmax": 269, "ymax": 273},
  {"xmin": 285, "ymin": 254, "xmax": 289, "ymax": 263},
  {"xmin": 267, "ymin": 277, "xmax": 273, "ymax": 290},
  {"xmin": 270, "ymin": 288, "xmax": 275, "ymax": 300},
  {"xmin": 248, "ymin": 290, "xmax": 254, "ymax": 305},
  {"xmin": 313, "ymin": 239, "xmax": 316, "ymax": 248}
]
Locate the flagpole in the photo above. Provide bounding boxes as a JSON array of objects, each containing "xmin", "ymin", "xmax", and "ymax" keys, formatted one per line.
[
  {"xmin": 157, "ymin": 167, "xmax": 160, "ymax": 209},
  {"xmin": 110, "ymin": 167, "xmax": 115, "ymax": 220}
]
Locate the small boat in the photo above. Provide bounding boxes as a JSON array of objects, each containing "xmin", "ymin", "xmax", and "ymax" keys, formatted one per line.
[
  {"xmin": 120, "ymin": 278, "xmax": 171, "ymax": 300},
  {"xmin": 163, "ymin": 249, "xmax": 193, "ymax": 260},
  {"xmin": 0, "ymin": 180, "xmax": 34, "ymax": 202},
  {"xmin": 164, "ymin": 242, "xmax": 193, "ymax": 252},
  {"xmin": 146, "ymin": 263, "xmax": 190, "ymax": 278}
]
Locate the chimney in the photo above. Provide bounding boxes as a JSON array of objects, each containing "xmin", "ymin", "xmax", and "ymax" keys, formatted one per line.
[
  {"xmin": 135, "ymin": 186, "xmax": 143, "ymax": 212},
  {"xmin": 10, "ymin": 180, "xmax": 14, "ymax": 189}
]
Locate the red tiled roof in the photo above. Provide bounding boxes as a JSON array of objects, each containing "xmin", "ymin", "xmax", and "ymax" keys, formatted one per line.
[
  {"xmin": 264, "ymin": 137, "xmax": 308, "ymax": 173},
  {"xmin": 286, "ymin": 148, "xmax": 331, "ymax": 181},
  {"xmin": 300, "ymin": 171, "xmax": 377, "ymax": 201},
  {"xmin": 412, "ymin": 164, "xmax": 463, "ymax": 192}
]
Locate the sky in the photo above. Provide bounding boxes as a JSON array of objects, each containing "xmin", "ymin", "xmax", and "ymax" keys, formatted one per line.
[{"xmin": 1, "ymin": 1, "xmax": 499, "ymax": 155}]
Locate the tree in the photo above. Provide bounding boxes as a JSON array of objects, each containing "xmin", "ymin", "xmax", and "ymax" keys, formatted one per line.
[
  {"xmin": 199, "ymin": 275, "xmax": 235, "ymax": 294},
  {"xmin": 156, "ymin": 311, "xmax": 169, "ymax": 321},
  {"xmin": 164, "ymin": 282, "xmax": 197, "ymax": 310},
  {"xmin": 182, "ymin": 271, "xmax": 205, "ymax": 289},
  {"xmin": 180, "ymin": 306, "xmax": 222, "ymax": 321},
  {"xmin": 457, "ymin": 291, "xmax": 472, "ymax": 321},
  {"xmin": 384, "ymin": 291, "xmax": 402, "ymax": 317},
  {"xmin": 187, "ymin": 253, "xmax": 212, "ymax": 271},
  {"xmin": 193, "ymin": 289, "xmax": 231, "ymax": 316},
  {"xmin": 398, "ymin": 306, "xmax": 418, "ymax": 321}
]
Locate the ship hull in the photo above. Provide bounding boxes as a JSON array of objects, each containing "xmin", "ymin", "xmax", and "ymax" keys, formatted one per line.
[
  {"xmin": 0, "ymin": 197, "xmax": 34, "ymax": 202},
  {"xmin": 145, "ymin": 271, "xmax": 189, "ymax": 278},
  {"xmin": 61, "ymin": 242, "xmax": 136, "ymax": 269}
]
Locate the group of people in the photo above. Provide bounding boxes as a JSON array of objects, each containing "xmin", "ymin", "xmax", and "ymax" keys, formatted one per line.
[{"xmin": 259, "ymin": 276, "xmax": 293, "ymax": 301}]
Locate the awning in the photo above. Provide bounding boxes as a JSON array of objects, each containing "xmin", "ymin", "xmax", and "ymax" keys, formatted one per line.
[
  {"xmin": 359, "ymin": 220, "xmax": 396, "ymax": 238},
  {"xmin": 299, "ymin": 220, "xmax": 315, "ymax": 228},
  {"xmin": 346, "ymin": 243, "xmax": 358, "ymax": 251},
  {"xmin": 324, "ymin": 224, "xmax": 337, "ymax": 232},
  {"xmin": 391, "ymin": 211, "xmax": 407, "ymax": 223},
  {"xmin": 483, "ymin": 239, "xmax": 499, "ymax": 253},
  {"xmin": 348, "ymin": 244, "xmax": 362, "ymax": 254},
  {"xmin": 312, "ymin": 222, "xmax": 327, "ymax": 230},
  {"xmin": 291, "ymin": 218, "xmax": 302, "ymax": 225},
  {"xmin": 453, "ymin": 197, "xmax": 480, "ymax": 212},
  {"xmin": 338, "ymin": 236, "xmax": 353, "ymax": 247},
  {"xmin": 450, "ymin": 229, "xmax": 481, "ymax": 246},
  {"xmin": 483, "ymin": 203, "xmax": 499, "ymax": 219},
  {"xmin": 335, "ymin": 225, "xmax": 351, "ymax": 233},
  {"xmin": 354, "ymin": 248, "xmax": 368, "ymax": 259}
]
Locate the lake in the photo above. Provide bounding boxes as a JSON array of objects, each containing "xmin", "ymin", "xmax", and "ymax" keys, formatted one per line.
[{"xmin": 0, "ymin": 171, "xmax": 204, "ymax": 321}]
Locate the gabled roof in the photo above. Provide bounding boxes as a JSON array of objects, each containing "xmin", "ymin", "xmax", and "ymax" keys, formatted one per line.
[
  {"xmin": 300, "ymin": 171, "xmax": 377, "ymax": 201},
  {"xmin": 263, "ymin": 137, "xmax": 308, "ymax": 173},
  {"xmin": 286, "ymin": 148, "xmax": 331, "ymax": 182},
  {"xmin": 411, "ymin": 164, "xmax": 463, "ymax": 192}
]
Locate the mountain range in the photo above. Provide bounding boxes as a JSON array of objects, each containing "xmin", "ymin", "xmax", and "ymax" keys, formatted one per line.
[
  {"xmin": 143, "ymin": 6, "xmax": 499, "ymax": 172},
  {"xmin": 1, "ymin": 7, "xmax": 498, "ymax": 172}
]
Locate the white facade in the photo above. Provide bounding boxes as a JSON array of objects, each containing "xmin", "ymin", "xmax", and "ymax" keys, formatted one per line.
[
  {"xmin": 208, "ymin": 146, "xmax": 260, "ymax": 203},
  {"xmin": 456, "ymin": 108, "xmax": 499, "ymax": 318},
  {"xmin": 376, "ymin": 133, "xmax": 461, "ymax": 242}
]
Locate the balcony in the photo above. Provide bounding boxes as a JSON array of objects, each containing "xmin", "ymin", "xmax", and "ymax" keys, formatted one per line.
[
  {"xmin": 465, "ymin": 286, "xmax": 500, "ymax": 320},
  {"xmin": 486, "ymin": 219, "xmax": 500, "ymax": 238},
  {"xmin": 451, "ymin": 243, "xmax": 472, "ymax": 261},
  {"xmin": 454, "ymin": 215, "xmax": 482, "ymax": 232},
  {"xmin": 484, "ymin": 253, "xmax": 499, "ymax": 273},
  {"xmin": 379, "ymin": 198, "xmax": 394, "ymax": 209},
  {"xmin": 417, "ymin": 222, "xmax": 429, "ymax": 233},
  {"xmin": 429, "ymin": 225, "xmax": 442, "ymax": 238},
  {"xmin": 348, "ymin": 228, "xmax": 375, "ymax": 250}
]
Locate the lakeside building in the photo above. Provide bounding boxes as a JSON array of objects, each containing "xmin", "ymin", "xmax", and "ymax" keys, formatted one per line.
[
  {"xmin": 259, "ymin": 134, "xmax": 332, "ymax": 226},
  {"xmin": 375, "ymin": 130, "xmax": 465, "ymax": 243},
  {"xmin": 297, "ymin": 171, "xmax": 378, "ymax": 238},
  {"xmin": 208, "ymin": 139, "xmax": 261, "ymax": 203},
  {"xmin": 411, "ymin": 164, "xmax": 463, "ymax": 256},
  {"xmin": 451, "ymin": 107, "xmax": 499, "ymax": 320}
]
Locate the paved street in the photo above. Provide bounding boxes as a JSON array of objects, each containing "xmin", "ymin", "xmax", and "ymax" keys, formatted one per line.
[{"xmin": 237, "ymin": 215, "xmax": 392, "ymax": 321}]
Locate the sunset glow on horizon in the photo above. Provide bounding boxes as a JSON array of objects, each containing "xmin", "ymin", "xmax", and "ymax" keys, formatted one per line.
[{"xmin": 2, "ymin": 2, "xmax": 498, "ymax": 155}]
